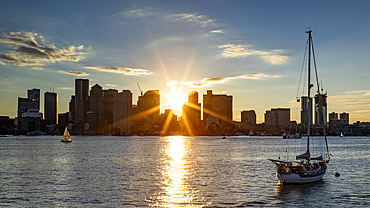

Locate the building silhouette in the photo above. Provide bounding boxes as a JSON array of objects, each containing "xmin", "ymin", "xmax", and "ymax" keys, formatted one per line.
[
  {"xmin": 203, "ymin": 90, "xmax": 233, "ymax": 135},
  {"xmin": 340, "ymin": 112, "xmax": 349, "ymax": 124},
  {"xmin": 102, "ymin": 89, "xmax": 118, "ymax": 134},
  {"xmin": 137, "ymin": 90, "xmax": 160, "ymax": 121},
  {"xmin": 90, "ymin": 84, "xmax": 103, "ymax": 132},
  {"xmin": 28, "ymin": 88, "xmax": 40, "ymax": 111},
  {"xmin": 241, "ymin": 110, "xmax": 256, "ymax": 124},
  {"xmin": 301, "ymin": 96, "xmax": 313, "ymax": 127},
  {"xmin": 314, "ymin": 93, "xmax": 327, "ymax": 126},
  {"xmin": 44, "ymin": 92, "xmax": 58, "ymax": 124},
  {"xmin": 75, "ymin": 79, "xmax": 90, "ymax": 122},
  {"xmin": 182, "ymin": 91, "xmax": 201, "ymax": 135},
  {"xmin": 265, "ymin": 108, "xmax": 290, "ymax": 126},
  {"xmin": 113, "ymin": 90, "xmax": 132, "ymax": 135}
]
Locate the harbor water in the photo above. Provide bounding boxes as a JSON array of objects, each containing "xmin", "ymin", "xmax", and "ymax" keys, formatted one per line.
[{"xmin": 1, "ymin": 136, "xmax": 369, "ymax": 207}]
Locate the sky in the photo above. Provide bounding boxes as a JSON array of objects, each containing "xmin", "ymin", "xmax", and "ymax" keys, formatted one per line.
[{"xmin": 0, "ymin": 0, "xmax": 369, "ymax": 124}]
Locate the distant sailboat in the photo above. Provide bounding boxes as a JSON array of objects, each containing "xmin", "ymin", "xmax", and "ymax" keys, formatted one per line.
[
  {"xmin": 61, "ymin": 127, "xmax": 72, "ymax": 142},
  {"xmin": 269, "ymin": 30, "xmax": 331, "ymax": 184},
  {"xmin": 340, "ymin": 132, "xmax": 344, "ymax": 137}
]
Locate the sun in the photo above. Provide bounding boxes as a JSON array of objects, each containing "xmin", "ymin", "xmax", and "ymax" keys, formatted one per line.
[{"xmin": 167, "ymin": 90, "xmax": 187, "ymax": 111}]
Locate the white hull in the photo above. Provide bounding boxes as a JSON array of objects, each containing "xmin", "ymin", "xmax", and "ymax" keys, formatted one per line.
[{"xmin": 276, "ymin": 171, "xmax": 325, "ymax": 184}]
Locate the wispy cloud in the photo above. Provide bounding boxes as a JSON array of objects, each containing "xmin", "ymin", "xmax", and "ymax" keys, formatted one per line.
[
  {"xmin": 166, "ymin": 81, "xmax": 178, "ymax": 86},
  {"xmin": 124, "ymin": 8, "xmax": 214, "ymax": 27},
  {"xmin": 219, "ymin": 44, "xmax": 288, "ymax": 64},
  {"xmin": 105, "ymin": 83, "xmax": 117, "ymax": 88},
  {"xmin": 31, "ymin": 67, "xmax": 43, "ymax": 70},
  {"xmin": 84, "ymin": 66, "xmax": 152, "ymax": 76},
  {"xmin": 58, "ymin": 70, "xmax": 89, "ymax": 76},
  {"xmin": 124, "ymin": 8, "xmax": 154, "ymax": 17},
  {"xmin": 0, "ymin": 31, "xmax": 86, "ymax": 66},
  {"xmin": 183, "ymin": 73, "xmax": 281, "ymax": 88},
  {"xmin": 165, "ymin": 13, "xmax": 214, "ymax": 27},
  {"xmin": 210, "ymin": 30, "xmax": 224, "ymax": 34}
]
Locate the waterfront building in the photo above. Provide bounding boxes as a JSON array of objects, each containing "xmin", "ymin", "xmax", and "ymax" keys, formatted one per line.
[
  {"xmin": 314, "ymin": 93, "xmax": 327, "ymax": 126},
  {"xmin": 19, "ymin": 109, "xmax": 43, "ymax": 134},
  {"xmin": 74, "ymin": 79, "xmax": 90, "ymax": 122},
  {"xmin": 265, "ymin": 108, "xmax": 290, "ymax": 126},
  {"xmin": 340, "ymin": 112, "xmax": 349, "ymax": 124},
  {"xmin": 28, "ymin": 88, "xmax": 40, "ymax": 111},
  {"xmin": 136, "ymin": 90, "xmax": 160, "ymax": 121},
  {"xmin": 241, "ymin": 110, "xmax": 256, "ymax": 124},
  {"xmin": 113, "ymin": 90, "xmax": 132, "ymax": 135},
  {"xmin": 44, "ymin": 92, "xmax": 58, "ymax": 124},
  {"xmin": 203, "ymin": 90, "xmax": 233, "ymax": 135},
  {"xmin": 17, "ymin": 97, "xmax": 37, "ymax": 119},
  {"xmin": 102, "ymin": 89, "xmax": 118, "ymax": 134},
  {"xmin": 329, "ymin": 112, "xmax": 338, "ymax": 121},
  {"xmin": 300, "ymin": 96, "xmax": 313, "ymax": 127},
  {"xmin": 182, "ymin": 91, "xmax": 201, "ymax": 135},
  {"xmin": 90, "ymin": 84, "xmax": 104, "ymax": 131},
  {"xmin": 69, "ymin": 95, "xmax": 75, "ymax": 121}
]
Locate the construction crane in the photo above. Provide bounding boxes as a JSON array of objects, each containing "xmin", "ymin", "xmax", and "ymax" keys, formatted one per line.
[{"xmin": 137, "ymin": 82, "xmax": 143, "ymax": 96}]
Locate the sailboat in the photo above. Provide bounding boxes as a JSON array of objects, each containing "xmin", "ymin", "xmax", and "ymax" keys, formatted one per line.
[
  {"xmin": 60, "ymin": 127, "xmax": 72, "ymax": 142},
  {"xmin": 269, "ymin": 30, "xmax": 331, "ymax": 184}
]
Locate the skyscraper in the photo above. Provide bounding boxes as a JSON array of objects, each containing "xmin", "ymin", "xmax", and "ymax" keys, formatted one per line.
[
  {"xmin": 113, "ymin": 90, "xmax": 132, "ymax": 135},
  {"xmin": 314, "ymin": 93, "xmax": 327, "ymax": 126},
  {"xmin": 75, "ymin": 79, "xmax": 89, "ymax": 122},
  {"xmin": 203, "ymin": 90, "xmax": 232, "ymax": 134},
  {"xmin": 28, "ymin": 88, "xmax": 40, "ymax": 110},
  {"xmin": 44, "ymin": 92, "xmax": 58, "ymax": 124},
  {"xmin": 90, "ymin": 84, "xmax": 103, "ymax": 129},
  {"xmin": 301, "ymin": 96, "xmax": 313, "ymax": 127},
  {"xmin": 137, "ymin": 90, "xmax": 160, "ymax": 121},
  {"xmin": 182, "ymin": 91, "xmax": 201, "ymax": 135}
]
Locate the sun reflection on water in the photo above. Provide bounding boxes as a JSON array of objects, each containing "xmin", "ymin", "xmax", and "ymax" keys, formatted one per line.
[{"xmin": 158, "ymin": 136, "xmax": 198, "ymax": 207}]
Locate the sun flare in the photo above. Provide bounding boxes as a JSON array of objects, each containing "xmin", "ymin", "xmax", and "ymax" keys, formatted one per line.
[{"xmin": 167, "ymin": 91, "xmax": 187, "ymax": 111}]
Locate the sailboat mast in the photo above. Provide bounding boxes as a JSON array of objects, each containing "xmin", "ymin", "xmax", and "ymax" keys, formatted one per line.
[{"xmin": 307, "ymin": 30, "xmax": 312, "ymax": 153}]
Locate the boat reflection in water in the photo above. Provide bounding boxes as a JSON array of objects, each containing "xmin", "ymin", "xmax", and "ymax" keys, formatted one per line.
[
  {"xmin": 274, "ymin": 181, "xmax": 326, "ymax": 204},
  {"xmin": 157, "ymin": 136, "xmax": 198, "ymax": 207}
]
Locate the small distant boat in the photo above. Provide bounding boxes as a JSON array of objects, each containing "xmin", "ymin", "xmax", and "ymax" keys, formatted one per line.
[
  {"xmin": 340, "ymin": 132, "xmax": 344, "ymax": 137},
  {"xmin": 60, "ymin": 127, "xmax": 72, "ymax": 142},
  {"xmin": 282, "ymin": 134, "xmax": 302, "ymax": 139}
]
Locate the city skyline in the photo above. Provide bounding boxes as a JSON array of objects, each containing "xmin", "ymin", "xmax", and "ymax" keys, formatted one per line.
[{"xmin": 1, "ymin": 1, "xmax": 370, "ymax": 123}]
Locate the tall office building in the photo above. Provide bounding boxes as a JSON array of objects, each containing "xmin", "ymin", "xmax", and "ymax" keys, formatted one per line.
[
  {"xmin": 182, "ymin": 91, "xmax": 201, "ymax": 135},
  {"xmin": 241, "ymin": 110, "xmax": 256, "ymax": 124},
  {"xmin": 44, "ymin": 92, "xmax": 58, "ymax": 124},
  {"xmin": 69, "ymin": 95, "xmax": 75, "ymax": 121},
  {"xmin": 90, "ymin": 84, "xmax": 103, "ymax": 129},
  {"xmin": 103, "ymin": 89, "xmax": 118, "ymax": 127},
  {"xmin": 314, "ymin": 93, "xmax": 327, "ymax": 126},
  {"xmin": 28, "ymin": 88, "xmax": 40, "ymax": 110},
  {"xmin": 113, "ymin": 90, "xmax": 132, "ymax": 135},
  {"xmin": 17, "ymin": 97, "xmax": 37, "ymax": 119},
  {"xmin": 75, "ymin": 79, "xmax": 89, "ymax": 122},
  {"xmin": 203, "ymin": 90, "xmax": 233, "ymax": 134},
  {"xmin": 137, "ymin": 90, "xmax": 160, "ymax": 121},
  {"xmin": 301, "ymin": 96, "xmax": 313, "ymax": 127},
  {"xmin": 264, "ymin": 108, "xmax": 290, "ymax": 126},
  {"xmin": 340, "ymin": 112, "xmax": 349, "ymax": 124}
]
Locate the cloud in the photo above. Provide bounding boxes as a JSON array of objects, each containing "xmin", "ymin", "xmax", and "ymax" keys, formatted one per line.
[
  {"xmin": 58, "ymin": 70, "xmax": 89, "ymax": 76},
  {"xmin": 210, "ymin": 30, "xmax": 224, "ymax": 34},
  {"xmin": 166, "ymin": 81, "xmax": 178, "ymax": 86},
  {"xmin": 105, "ymin": 83, "xmax": 117, "ymax": 88},
  {"xmin": 84, "ymin": 66, "xmax": 152, "ymax": 76},
  {"xmin": 0, "ymin": 31, "xmax": 85, "ymax": 66},
  {"xmin": 0, "ymin": 60, "xmax": 4, "ymax": 65},
  {"xmin": 165, "ymin": 13, "xmax": 214, "ymax": 27},
  {"xmin": 124, "ymin": 8, "xmax": 154, "ymax": 17},
  {"xmin": 31, "ymin": 67, "xmax": 44, "ymax": 70},
  {"xmin": 218, "ymin": 44, "xmax": 288, "ymax": 64},
  {"xmin": 183, "ymin": 73, "xmax": 280, "ymax": 88}
]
